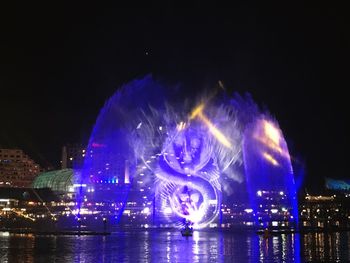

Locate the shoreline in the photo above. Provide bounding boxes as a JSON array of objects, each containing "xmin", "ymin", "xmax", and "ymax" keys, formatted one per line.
[{"xmin": 1, "ymin": 226, "xmax": 350, "ymax": 236}]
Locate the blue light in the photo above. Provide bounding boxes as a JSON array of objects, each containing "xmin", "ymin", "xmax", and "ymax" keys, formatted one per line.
[{"xmin": 76, "ymin": 75, "xmax": 299, "ymax": 229}]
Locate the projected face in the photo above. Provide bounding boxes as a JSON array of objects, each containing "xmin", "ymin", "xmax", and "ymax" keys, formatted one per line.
[
  {"xmin": 163, "ymin": 127, "xmax": 212, "ymax": 174},
  {"xmin": 174, "ymin": 134, "xmax": 201, "ymax": 167},
  {"xmin": 170, "ymin": 185, "xmax": 204, "ymax": 223}
]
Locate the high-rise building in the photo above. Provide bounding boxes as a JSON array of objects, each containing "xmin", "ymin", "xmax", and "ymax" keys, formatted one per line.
[
  {"xmin": 61, "ymin": 144, "xmax": 86, "ymax": 169},
  {"xmin": 0, "ymin": 149, "xmax": 42, "ymax": 187}
]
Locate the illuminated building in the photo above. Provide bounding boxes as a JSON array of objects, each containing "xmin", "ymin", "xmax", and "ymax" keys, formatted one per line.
[
  {"xmin": 0, "ymin": 149, "xmax": 41, "ymax": 188},
  {"xmin": 61, "ymin": 144, "xmax": 86, "ymax": 169},
  {"xmin": 300, "ymin": 194, "xmax": 350, "ymax": 229}
]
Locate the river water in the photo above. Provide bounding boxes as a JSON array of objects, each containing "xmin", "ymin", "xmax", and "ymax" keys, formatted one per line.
[{"xmin": 1, "ymin": 230, "xmax": 350, "ymax": 262}]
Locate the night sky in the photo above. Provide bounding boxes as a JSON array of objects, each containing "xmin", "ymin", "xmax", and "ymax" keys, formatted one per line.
[{"xmin": 1, "ymin": 3, "xmax": 349, "ymax": 193}]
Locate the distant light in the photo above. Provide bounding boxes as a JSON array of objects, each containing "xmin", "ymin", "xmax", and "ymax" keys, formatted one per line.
[
  {"xmin": 271, "ymin": 209, "xmax": 278, "ymax": 214},
  {"xmin": 279, "ymin": 191, "xmax": 284, "ymax": 196},
  {"xmin": 244, "ymin": 209, "xmax": 253, "ymax": 213},
  {"xmin": 143, "ymin": 207, "xmax": 150, "ymax": 215},
  {"xmin": 257, "ymin": 190, "xmax": 262, "ymax": 197},
  {"xmin": 69, "ymin": 157, "xmax": 73, "ymax": 161}
]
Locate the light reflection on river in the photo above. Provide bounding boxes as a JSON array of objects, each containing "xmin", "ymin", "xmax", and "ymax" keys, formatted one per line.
[{"xmin": 0, "ymin": 230, "xmax": 349, "ymax": 262}]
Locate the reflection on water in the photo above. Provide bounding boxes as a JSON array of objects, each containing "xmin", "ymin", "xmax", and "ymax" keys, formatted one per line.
[
  {"xmin": 303, "ymin": 231, "xmax": 350, "ymax": 262},
  {"xmin": 0, "ymin": 230, "xmax": 349, "ymax": 262}
]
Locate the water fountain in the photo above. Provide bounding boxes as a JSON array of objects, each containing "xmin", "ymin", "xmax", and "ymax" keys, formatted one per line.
[{"xmin": 76, "ymin": 75, "xmax": 298, "ymax": 230}]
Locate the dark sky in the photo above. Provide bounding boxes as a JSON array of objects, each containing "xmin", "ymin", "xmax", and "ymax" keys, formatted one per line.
[{"xmin": 1, "ymin": 3, "xmax": 349, "ymax": 192}]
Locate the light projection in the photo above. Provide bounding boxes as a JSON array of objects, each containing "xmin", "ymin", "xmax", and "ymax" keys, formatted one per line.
[{"xmin": 77, "ymin": 75, "xmax": 298, "ymax": 229}]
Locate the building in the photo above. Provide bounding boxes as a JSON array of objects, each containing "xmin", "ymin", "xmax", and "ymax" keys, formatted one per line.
[
  {"xmin": 300, "ymin": 193, "xmax": 350, "ymax": 229},
  {"xmin": 61, "ymin": 144, "xmax": 86, "ymax": 169},
  {"xmin": 0, "ymin": 149, "xmax": 42, "ymax": 188}
]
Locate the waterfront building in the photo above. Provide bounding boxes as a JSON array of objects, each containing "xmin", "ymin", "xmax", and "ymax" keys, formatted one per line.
[{"xmin": 0, "ymin": 149, "xmax": 41, "ymax": 188}]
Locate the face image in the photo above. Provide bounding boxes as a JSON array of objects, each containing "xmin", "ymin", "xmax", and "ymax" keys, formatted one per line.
[
  {"xmin": 164, "ymin": 124, "xmax": 215, "ymax": 173},
  {"xmin": 173, "ymin": 133, "xmax": 202, "ymax": 168},
  {"xmin": 171, "ymin": 185, "xmax": 204, "ymax": 220}
]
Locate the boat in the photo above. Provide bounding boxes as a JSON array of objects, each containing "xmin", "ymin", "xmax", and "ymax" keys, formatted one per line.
[{"xmin": 181, "ymin": 223, "xmax": 193, "ymax": 236}]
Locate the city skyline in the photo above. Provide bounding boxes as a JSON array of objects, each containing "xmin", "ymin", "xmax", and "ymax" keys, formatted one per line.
[{"xmin": 1, "ymin": 3, "xmax": 349, "ymax": 193}]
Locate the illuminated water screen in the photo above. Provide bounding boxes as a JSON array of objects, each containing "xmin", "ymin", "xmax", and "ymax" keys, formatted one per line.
[{"xmin": 77, "ymin": 75, "xmax": 298, "ymax": 229}]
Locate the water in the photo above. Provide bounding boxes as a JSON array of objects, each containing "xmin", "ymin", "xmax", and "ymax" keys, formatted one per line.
[{"xmin": 1, "ymin": 230, "xmax": 350, "ymax": 262}]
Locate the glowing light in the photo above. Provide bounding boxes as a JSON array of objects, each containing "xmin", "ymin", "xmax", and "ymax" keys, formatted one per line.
[
  {"xmin": 262, "ymin": 152, "xmax": 279, "ymax": 166},
  {"xmin": 244, "ymin": 209, "xmax": 253, "ymax": 213},
  {"xmin": 188, "ymin": 210, "xmax": 205, "ymax": 223},
  {"xmin": 189, "ymin": 103, "xmax": 232, "ymax": 148},
  {"xmin": 257, "ymin": 190, "xmax": 262, "ymax": 197},
  {"xmin": 124, "ymin": 160, "xmax": 130, "ymax": 184},
  {"xmin": 142, "ymin": 207, "xmax": 150, "ymax": 215},
  {"xmin": 189, "ymin": 103, "xmax": 205, "ymax": 120},
  {"xmin": 164, "ymin": 207, "xmax": 172, "ymax": 214},
  {"xmin": 176, "ymin": 121, "xmax": 186, "ymax": 131},
  {"xmin": 263, "ymin": 121, "xmax": 280, "ymax": 145},
  {"xmin": 91, "ymin": 142, "xmax": 106, "ymax": 148},
  {"xmin": 200, "ymin": 114, "xmax": 232, "ymax": 148}
]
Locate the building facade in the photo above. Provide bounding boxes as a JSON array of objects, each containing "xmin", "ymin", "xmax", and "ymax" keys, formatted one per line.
[
  {"xmin": 61, "ymin": 144, "xmax": 86, "ymax": 169},
  {"xmin": 0, "ymin": 149, "xmax": 41, "ymax": 187}
]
